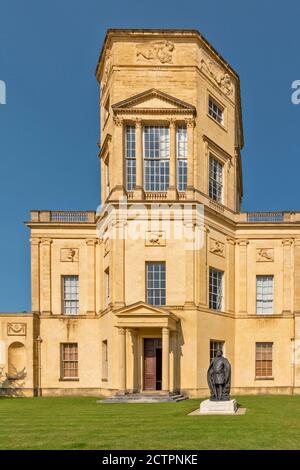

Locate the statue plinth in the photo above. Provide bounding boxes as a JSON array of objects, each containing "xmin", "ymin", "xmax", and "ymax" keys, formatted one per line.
[{"xmin": 199, "ymin": 399, "xmax": 238, "ymax": 415}]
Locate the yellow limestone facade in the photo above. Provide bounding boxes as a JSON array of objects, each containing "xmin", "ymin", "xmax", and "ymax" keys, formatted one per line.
[{"xmin": 1, "ymin": 29, "xmax": 300, "ymax": 397}]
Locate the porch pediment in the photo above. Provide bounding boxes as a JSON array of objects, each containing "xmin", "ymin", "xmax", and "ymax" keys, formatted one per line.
[
  {"xmin": 114, "ymin": 301, "xmax": 178, "ymax": 330},
  {"xmin": 112, "ymin": 89, "xmax": 196, "ymax": 115}
]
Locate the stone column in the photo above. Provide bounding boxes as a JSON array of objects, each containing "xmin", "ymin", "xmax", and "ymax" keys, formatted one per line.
[
  {"xmin": 127, "ymin": 328, "xmax": 138, "ymax": 393},
  {"xmin": 294, "ymin": 239, "xmax": 300, "ymax": 314},
  {"xmin": 172, "ymin": 329, "xmax": 179, "ymax": 393},
  {"xmin": 95, "ymin": 239, "xmax": 103, "ymax": 313},
  {"xmin": 167, "ymin": 119, "xmax": 177, "ymax": 199},
  {"xmin": 118, "ymin": 327, "xmax": 126, "ymax": 394},
  {"xmin": 111, "ymin": 221, "xmax": 126, "ymax": 308},
  {"xmin": 226, "ymin": 237, "xmax": 236, "ymax": 313},
  {"xmin": 184, "ymin": 221, "xmax": 195, "ymax": 306},
  {"xmin": 186, "ymin": 118, "xmax": 195, "ymax": 198},
  {"xmin": 30, "ymin": 238, "xmax": 40, "ymax": 313},
  {"xmin": 237, "ymin": 239, "xmax": 249, "ymax": 314},
  {"xmin": 85, "ymin": 239, "xmax": 97, "ymax": 315},
  {"xmin": 40, "ymin": 238, "xmax": 52, "ymax": 315},
  {"xmin": 197, "ymin": 225, "xmax": 209, "ymax": 306},
  {"xmin": 162, "ymin": 327, "xmax": 170, "ymax": 392},
  {"xmin": 282, "ymin": 239, "xmax": 293, "ymax": 313},
  {"xmin": 134, "ymin": 118, "xmax": 143, "ymax": 198}
]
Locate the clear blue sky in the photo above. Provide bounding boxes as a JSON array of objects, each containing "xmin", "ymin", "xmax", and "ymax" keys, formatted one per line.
[{"xmin": 0, "ymin": 0, "xmax": 300, "ymax": 311}]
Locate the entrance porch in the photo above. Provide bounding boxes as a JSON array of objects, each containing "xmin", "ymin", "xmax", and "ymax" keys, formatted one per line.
[{"xmin": 114, "ymin": 302, "xmax": 179, "ymax": 395}]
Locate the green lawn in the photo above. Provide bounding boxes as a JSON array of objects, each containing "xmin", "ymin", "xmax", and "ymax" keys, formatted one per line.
[{"xmin": 1, "ymin": 395, "xmax": 300, "ymax": 450}]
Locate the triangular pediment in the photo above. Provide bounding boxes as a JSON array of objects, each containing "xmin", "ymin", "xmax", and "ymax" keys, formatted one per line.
[
  {"xmin": 112, "ymin": 89, "xmax": 196, "ymax": 113},
  {"xmin": 115, "ymin": 301, "xmax": 172, "ymax": 317}
]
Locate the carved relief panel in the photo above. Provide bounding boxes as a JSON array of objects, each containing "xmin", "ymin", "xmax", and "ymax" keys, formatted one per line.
[
  {"xmin": 136, "ymin": 41, "xmax": 175, "ymax": 64},
  {"xmin": 145, "ymin": 231, "xmax": 166, "ymax": 247},
  {"xmin": 256, "ymin": 248, "xmax": 274, "ymax": 262},
  {"xmin": 7, "ymin": 323, "xmax": 27, "ymax": 336},
  {"xmin": 209, "ymin": 238, "xmax": 225, "ymax": 257},
  {"xmin": 60, "ymin": 248, "xmax": 79, "ymax": 262}
]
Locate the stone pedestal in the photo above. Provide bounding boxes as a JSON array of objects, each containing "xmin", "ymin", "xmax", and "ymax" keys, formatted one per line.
[{"xmin": 199, "ymin": 399, "xmax": 238, "ymax": 415}]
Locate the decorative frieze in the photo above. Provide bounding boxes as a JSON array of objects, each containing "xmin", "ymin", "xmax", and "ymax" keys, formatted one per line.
[
  {"xmin": 136, "ymin": 41, "xmax": 175, "ymax": 64},
  {"xmin": 60, "ymin": 248, "xmax": 79, "ymax": 262},
  {"xmin": 256, "ymin": 248, "xmax": 274, "ymax": 262},
  {"xmin": 7, "ymin": 323, "xmax": 26, "ymax": 336},
  {"xmin": 200, "ymin": 52, "xmax": 233, "ymax": 96}
]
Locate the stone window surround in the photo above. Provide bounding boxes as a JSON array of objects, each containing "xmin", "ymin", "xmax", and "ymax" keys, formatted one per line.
[{"xmin": 120, "ymin": 115, "xmax": 195, "ymax": 195}]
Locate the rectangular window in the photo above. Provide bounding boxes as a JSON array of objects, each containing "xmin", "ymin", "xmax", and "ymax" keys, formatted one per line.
[
  {"xmin": 256, "ymin": 275, "xmax": 273, "ymax": 314},
  {"xmin": 177, "ymin": 126, "xmax": 187, "ymax": 192},
  {"xmin": 209, "ymin": 155, "xmax": 223, "ymax": 203},
  {"xmin": 146, "ymin": 262, "xmax": 166, "ymax": 306},
  {"xmin": 210, "ymin": 340, "xmax": 225, "ymax": 363},
  {"xmin": 105, "ymin": 268, "xmax": 110, "ymax": 305},
  {"xmin": 102, "ymin": 340, "xmax": 108, "ymax": 380},
  {"xmin": 61, "ymin": 343, "xmax": 78, "ymax": 379},
  {"xmin": 144, "ymin": 126, "xmax": 169, "ymax": 192},
  {"xmin": 256, "ymin": 342, "xmax": 273, "ymax": 378},
  {"xmin": 125, "ymin": 125, "xmax": 136, "ymax": 191},
  {"xmin": 208, "ymin": 98, "xmax": 224, "ymax": 125},
  {"xmin": 62, "ymin": 275, "xmax": 79, "ymax": 315},
  {"xmin": 209, "ymin": 268, "xmax": 223, "ymax": 311}
]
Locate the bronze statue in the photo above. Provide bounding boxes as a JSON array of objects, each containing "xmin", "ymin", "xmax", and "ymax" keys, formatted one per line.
[{"xmin": 207, "ymin": 350, "xmax": 231, "ymax": 401}]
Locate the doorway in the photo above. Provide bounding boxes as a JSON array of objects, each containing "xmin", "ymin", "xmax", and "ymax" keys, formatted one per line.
[{"xmin": 143, "ymin": 338, "xmax": 162, "ymax": 391}]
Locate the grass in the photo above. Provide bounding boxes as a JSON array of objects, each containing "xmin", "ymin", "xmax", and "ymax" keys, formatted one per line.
[{"xmin": 0, "ymin": 395, "xmax": 300, "ymax": 449}]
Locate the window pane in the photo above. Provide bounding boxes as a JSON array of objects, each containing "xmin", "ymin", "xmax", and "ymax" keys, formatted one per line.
[
  {"xmin": 144, "ymin": 126, "xmax": 170, "ymax": 191},
  {"xmin": 146, "ymin": 262, "xmax": 166, "ymax": 306},
  {"xmin": 209, "ymin": 155, "xmax": 223, "ymax": 203},
  {"xmin": 125, "ymin": 126, "xmax": 136, "ymax": 191},
  {"xmin": 208, "ymin": 99, "xmax": 223, "ymax": 124},
  {"xmin": 61, "ymin": 343, "xmax": 78, "ymax": 378},
  {"xmin": 63, "ymin": 276, "xmax": 79, "ymax": 315},
  {"xmin": 177, "ymin": 126, "xmax": 187, "ymax": 192},
  {"xmin": 209, "ymin": 268, "xmax": 223, "ymax": 311},
  {"xmin": 256, "ymin": 275, "xmax": 273, "ymax": 314},
  {"xmin": 256, "ymin": 342, "xmax": 273, "ymax": 377}
]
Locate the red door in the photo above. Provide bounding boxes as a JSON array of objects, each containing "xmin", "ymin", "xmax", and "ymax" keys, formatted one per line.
[{"xmin": 144, "ymin": 339, "xmax": 162, "ymax": 391}]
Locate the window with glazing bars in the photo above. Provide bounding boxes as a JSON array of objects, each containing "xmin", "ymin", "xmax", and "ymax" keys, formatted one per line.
[
  {"xmin": 125, "ymin": 125, "xmax": 136, "ymax": 191},
  {"xmin": 209, "ymin": 155, "xmax": 223, "ymax": 202},
  {"xmin": 177, "ymin": 126, "xmax": 187, "ymax": 192},
  {"xmin": 209, "ymin": 268, "xmax": 223, "ymax": 311},
  {"xmin": 208, "ymin": 98, "xmax": 223, "ymax": 124},
  {"xmin": 256, "ymin": 275, "xmax": 273, "ymax": 314},
  {"xmin": 61, "ymin": 343, "xmax": 78, "ymax": 378},
  {"xmin": 143, "ymin": 126, "xmax": 169, "ymax": 191},
  {"xmin": 62, "ymin": 275, "xmax": 79, "ymax": 315},
  {"xmin": 146, "ymin": 262, "xmax": 166, "ymax": 306},
  {"xmin": 210, "ymin": 340, "xmax": 224, "ymax": 363},
  {"xmin": 256, "ymin": 342, "xmax": 273, "ymax": 377}
]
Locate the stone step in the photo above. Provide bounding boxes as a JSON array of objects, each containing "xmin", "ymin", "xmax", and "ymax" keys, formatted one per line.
[{"xmin": 97, "ymin": 392, "xmax": 188, "ymax": 404}]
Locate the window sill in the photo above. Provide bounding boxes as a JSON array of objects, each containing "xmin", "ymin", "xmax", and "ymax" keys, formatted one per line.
[
  {"xmin": 255, "ymin": 377, "xmax": 274, "ymax": 381},
  {"xmin": 59, "ymin": 378, "xmax": 79, "ymax": 382}
]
